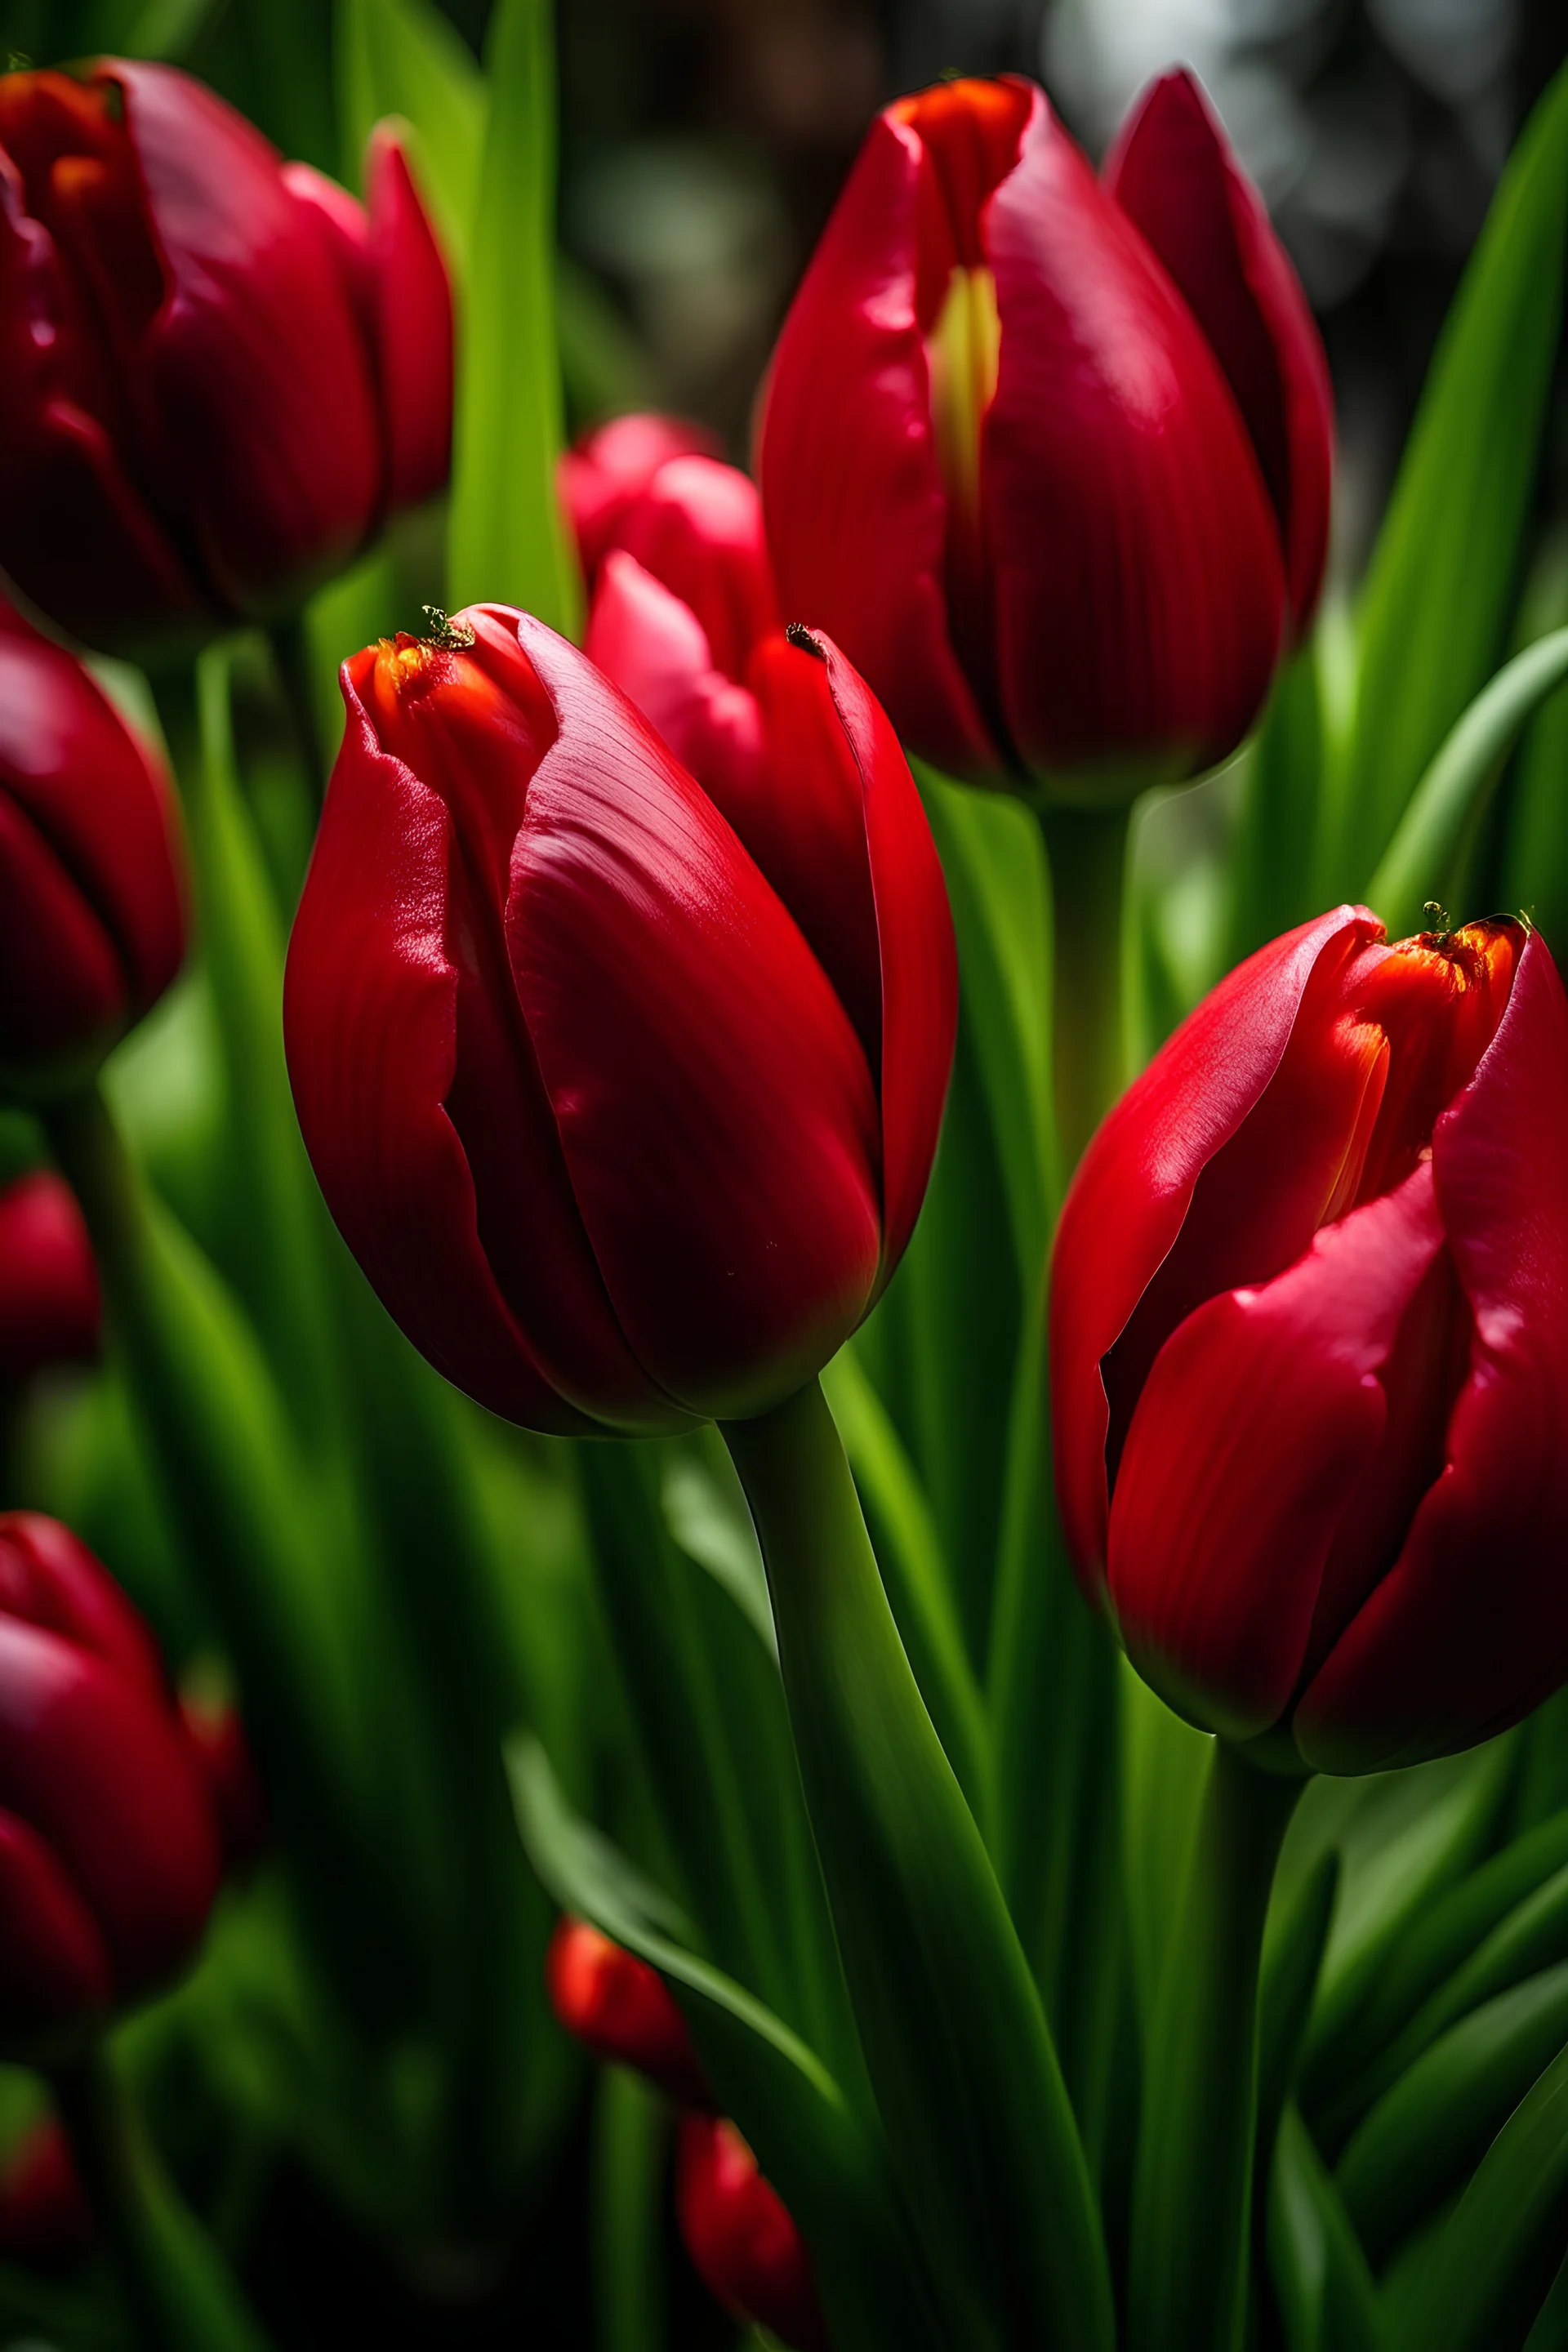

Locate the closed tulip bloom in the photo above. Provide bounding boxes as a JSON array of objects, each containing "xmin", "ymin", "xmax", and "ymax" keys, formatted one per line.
[
  {"xmin": 0, "ymin": 598, "xmax": 185, "ymax": 1094},
  {"xmin": 760, "ymin": 70, "xmax": 1330, "ymax": 800},
  {"xmin": 546, "ymin": 1918, "xmax": 710, "ymax": 2108},
  {"xmin": 0, "ymin": 61, "xmax": 452, "ymax": 662},
  {"xmin": 0, "ymin": 2117, "xmax": 92, "ymax": 2267},
  {"xmin": 0, "ymin": 1170, "xmax": 100, "ymax": 1383},
  {"xmin": 285, "ymin": 607, "xmax": 955, "ymax": 1432},
  {"xmin": 677, "ymin": 2115, "xmax": 830, "ymax": 2352},
  {"xmin": 1051, "ymin": 908, "xmax": 1568, "ymax": 1774},
  {"xmin": 560, "ymin": 412, "xmax": 723, "ymax": 587},
  {"xmin": 0, "ymin": 1513, "xmax": 220, "ymax": 2056}
]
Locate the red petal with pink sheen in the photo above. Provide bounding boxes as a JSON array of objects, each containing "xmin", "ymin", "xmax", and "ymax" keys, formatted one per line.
[
  {"xmin": 0, "ymin": 1174, "xmax": 100, "ymax": 1383},
  {"xmin": 509, "ymin": 616, "xmax": 883, "ymax": 1420},
  {"xmin": 0, "ymin": 1618, "xmax": 218, "ymax": 1998},
  {"xmin": 1106, "ymin": 71, "xmax": 1333, "ymax": 634},
  {"xmin": 364, "ymin": 127, "xmax": 452, "ymax": 511},
  {"xmin": 1298, "ymin": 933, "xmax": 1568, "ymax": 1770},
  {"xmin": 759, "ymin": 112, "xmax": 999, "ymax": 781},
  {"xmin": 611, "ymin": 456, "xmax": 777, "ymax": 684},
  {"xmin": 561, "ymin": 414, "xmax": 723, "ymax": 584},
  {"xmin": 285, "ymin": 674, "xmax": 604, "ymax": 1434},
  {"xmin": 1050, "ymin": 906, "xmax": 1379, "ymax": 1596},
  {"xmin": 0, "ymin": 1514, "xmax": 163, "ymax": 1703},
  {"xmin": 0, "ymin": 794, "xmax": 125, "ymax": 1067},
  {"xmin": 584, "ymin": 553, "xmax": 766, "ymax": 804},
  {"xmin": 111, "ymin": 63, "xmax": 381, "ymax": 613},
  {"xmin": 982, "ymin": 88, "xmax": 1285, "ymax": 783},
  {"xmin": 1109, "ymin": 1165, "xmax": 1446, "ymax": 1741},
  {"xmin": 0, "ymin": 1808, "xmax": 112, "ymax": 2038}
]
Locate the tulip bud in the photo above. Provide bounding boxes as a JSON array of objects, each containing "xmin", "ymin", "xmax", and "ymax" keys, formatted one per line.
[
  {"xmin": 546, "ymin": 1918, "xmax": 710, "ymax": 2108},
  {"xmin": 1051, "ymin": 908, "xmax": 1568, "ymax": 1772},
  {"xmin": 0, "ymin": 598, "xmax": 185, "ymax": 1097},
  {"xmin": 0, "ymin": 2116, "xmax": 92, "ymax": 2267},
  {"xmin": 284, "ymin": 606, "xmax": 956, "ymax": 1432},
  {"xmin": 0, "ymin": 1513, "xmax": 220, "ymax": 2056},
  {"xmin": 560, "ymin": 413, "xmax": 724, "ymax": 587},
  {"xmin": 0, "ymin": 1169, "xmax": 100, "ymax": 1383},
  {"xmin": 177, "ymin": 1686, "xmax": 269, "ymax": 1881},
  {"xmin": 676, "ymin": 2114, "xmax": 830, "ymax": 2352},
  {"xmin": 760, "ymin": 71, "xmax": 1330, "ymax": 800},
  {"xmin": 0, "ymin": 62, "xmax": 452, "ymax": 662}
]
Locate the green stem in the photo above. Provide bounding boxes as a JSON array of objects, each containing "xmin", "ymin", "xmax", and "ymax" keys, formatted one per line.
[
  {"xmin": 266, "ymin": 613, "xmax": 328, "ymax": 810},
  {"xmin": 590, "ymin": 2068, "xmax": 667, "ymax": 2352},
  {"xmin": 1129, "ymin": 1740, "xmax": 1306, "ymax": 2352},
  {"xmin": 1036, "ymin": 803, "xmax": 1129, "ymax": 1171},
  {"xmin": 723, "ymin": 1380, "xmax": 1115, "ymax": 2352},
  {"xmin": 51, "ymin": 2046, "xmax": 274, "ymax": 2352}
]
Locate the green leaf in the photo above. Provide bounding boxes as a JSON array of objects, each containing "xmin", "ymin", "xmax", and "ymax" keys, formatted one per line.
[
  {"xmin": 1267, "ymin": 2103, "xmax": 1385, "ymax": 2352},
  {"xmin": 1500, "ymin": 535, "xmax": 1568, "ymax": 961},
  {"xmin": 1390, "ymin": 2030, "xmax": 1568, "ymax": 2352},
  {"xmin": 1226, "ymin": 645, "xmax": 1325, "ymax": 964},
  {"xmin": 335, "ymin": 0, "xmax": 486, "ymax": 268},
  {"xmin": 447, "ymin": 0, "xmax": 579, "ymax": 632},
  {"xmin": 1259, "ymin": 1851, "xmax": 1341, "ymax": 2172},
  {"xmin": 1337, "ymin": 1965, "xmax": 1568, "ymax": 2266},
  {"xmin": 1332, "ymin": 58, "xmax": 1568, "ymax": 893},
  {"xmin": 660, "ymin": 1446, "xmax": 775, "ymax": 1662},
  {"xmin": 1366, "ymin": 627, "xmax": 1568, "ymax": 937}
]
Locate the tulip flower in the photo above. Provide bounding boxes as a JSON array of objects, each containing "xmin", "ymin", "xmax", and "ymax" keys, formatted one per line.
[
  {"xmin": 0, "ymin": 1513, "xmax": 220, "ymax": 2055},
  {"xmin": 0, "ymin": 597, "xmax": 185, "ymax": 1095},
  {"xmin": 759, "ymin": 69, "xmax": 1330, "ymax": 798},
  {"xmin": 560, "ymin": 412, "xmax": 723, "ymax": 589},
  {"xmin": 177, "ymin": 1689, "xmax": 269, "ymax": 1881},
  {"xmin": 284, "ymin": 605, "xmax": 956, "ymax": 1432},
  {"xmin": 546, "ymin": 1917, "xmax": 710, "ymax": 2107},
  {"xmin": 0, "ymin": 2116, "xmax": 92, "ymax": 2266},
  {"xmin": 676, "ymin": 2114, "xmax": 830, "ymax": 2352},
  {"xmin": 0, "ymin": 60, "xmax": 452, "ymax": 664},
  {"xmin": 0, "ymin": 1170, "xmax": 100, "ymax": 1383},
  {"xmin": 1051, "ymin": 906, "xmax": 1568, "ymax": 1773}
]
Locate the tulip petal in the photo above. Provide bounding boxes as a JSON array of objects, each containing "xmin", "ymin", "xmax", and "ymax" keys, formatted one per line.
[
  {"xmin": 562, "ymin": 414, "xmax": 723, "ymax": 585},
  {"xmin": 760, "ymin": 110, "xmax": 1000, "ymax": 781},
  {"xmin": 286, "ymin": 654, "xmax": 672, "ymax": 1433},
  {"xmin": 0, "ymin": 1174, "xmax": 100, "ymax": 1383},
  {"xmin": 585, "ymin": 551, "xmax": 766, "ymax": 804},
  {"xmin": 1051, "ymin": 905, "xmax": 1380, "ymax": 1593},
  {"xmin": 0, "ymin": 1514, "xmax": 162, "ymax": 1704},
  {"xmin": 510, "ymin": 615, "xmax": 884, "ymax": 1420},
  {"xmin": 0, "ymin": 1619, "xmax": 217, "ymax": 1999},
  {"xmin": 0, "ymin": 791, "xmax": 126, "ymax": 1070},
  {"xmin": 1298, "ymin": 933, "xmax": 1568, "ymax": 1770},
  {"xmin": 1109, "ymin": 1165, "xmax": 1446, "ymax": 1741},
  {"xmin": 109, "ymin": 63, "xmax": 381, "ymax": 615},
  {"xmin": 611, "ymin": 455, "xmax": 777, "ymax": 684},
  {"xmin": 0, "ymin": 1807, "xmax": 112, "ymax": 2042},
  {"xmin": 982, "ymin": 87, "xmax": 1286, "ymax": 783},
  {"xmin": 1105, "ymin": 70, "xmax": 1333, "ymax": 633},
  {"xmin": 364, "ymin": 127, "xmax": 453, "ymax": 512}
]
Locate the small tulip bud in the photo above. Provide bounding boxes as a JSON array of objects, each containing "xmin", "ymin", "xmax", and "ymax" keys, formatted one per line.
[
  {"xmin": 0, "ymin": 1170, "xmax": 100, "ymax": 1384},
  {"xmin": 676, "ymin": 2114, "xmax": 830, "ymax": 2352},
  {"xmin": 546, "ymin": 1918, "xmax": 710, "ymax": 2109}
]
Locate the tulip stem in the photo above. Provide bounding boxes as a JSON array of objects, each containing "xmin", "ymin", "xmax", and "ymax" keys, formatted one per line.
[
  {"xmin": 1128, "ymin": 1739, "xmax": 1306, "ymax": 2352},
  {"xmin": 724, "ymin": 1379, "xmax": 1115, "ymax": 2352},
  {"xmin": 267, "ymin": 614, "xmax": 327, "ymax": 809},
  {"xmin": 1036, "ymin": 804, "xmax": 1129, "ymax": 1169},
  {"xmin": 51, "ymin": 2045, "xmax": 274, "ymax": 2352}
]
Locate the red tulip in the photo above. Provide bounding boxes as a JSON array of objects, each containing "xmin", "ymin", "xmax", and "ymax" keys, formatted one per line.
[
  {"xmin": 0, "ymin": 61, "xmax": 452, "ymax": 663},
  {"xmin": 0, "ymin": 595, "xmax": 185, "ymax": 1092},
  {"xmin": 0, "ymin": 1513, "xmax": 220, "ymax": 2055},
  {"xmin": 177, "ymin": 1688, "xmax": 269, "ymax": 1881},
  {"xmin": 676, "ymin": 2114, "xmax": 830, "ymax": 2352},
  {"xmin": 0, "ymin": 1170, "xmax": 100, "ymax": 1383},
  {"xmin": 0, "ymin": 2117, "xmax": 92, "ymax": 2267},
  {"xmin": 546, "ymin": 1918, "xmax": 710, "ymax": 2108},
  {"xmin": 1050, "ymin": 909, "xmax": 1568, "ymax": 1773},
  {"xmin": 760, "ymin": 70, "xmax": 1330, "ymax": 797},
  {"xmin": 284, "ymin": 606, "xmax": 955, "ymax": 1432},
  {"xmin": 560, "ymin": 412, "xmax": 724, "ymax": 588}
]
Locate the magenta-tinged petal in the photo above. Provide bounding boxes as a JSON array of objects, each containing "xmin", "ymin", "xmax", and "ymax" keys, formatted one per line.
[
  {"xmin": 584, "ymin": 552, "xmax": 766, "ymax": 804},
  {"xmin": 1109, "ymin": 1165, "xmax": 1446, "ymax": 1741},
  {"xmin": 1106, "ymin": 71, "xmax": 1333, "ymax": 634},
  {"xmin": 759, "ymin": 110, "xmax": 1000, "ymax": 782},
  {"xmin": 1050, "ymin": 906, "xmax": 1380, "ymax": 1597},
  {"xmin": 0, "ymin": 1807, "xmax": 113, "ymax": 2042},
  {"xmin": 982, "ymin": 87, "xmax": 1286, "ymax": 785},
  {"xmin": 363, "ymin": 126, "xmax": 452, "ymax": 511},
  {"xmin": 611, "ymin": 456, "xmax": 777, "ymax": 684},
  {"xmin": 0, "ymin": 793, "xmax": 126, "ymax": 1070},
  {"xmin": 509, "ymin": 616, "xmax": 884, "ymax": 1420},
  {"xmin": 0, "ymin": 1174, "xmax": 100, "ymax": 1384},
  {"xmin": 562, "ymin": 414, "xmax": 724, "ymax": 584},
  {"xmin": 0, "ymin": 1513, "xmax": 162, "ymax": 1704},
  {"xmin": 1298, "ymin": 933, "xmax": 1568, "ymax": 1770}
]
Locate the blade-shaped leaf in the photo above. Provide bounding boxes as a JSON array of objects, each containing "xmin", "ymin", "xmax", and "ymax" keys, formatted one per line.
[
  {"xmin": 1267, "ymin": 2103, "xmax": 1384, "ymax": 2352},
  {"xmin": 336, "ymin": 0, "xmax": 487, "ymax": 267}
]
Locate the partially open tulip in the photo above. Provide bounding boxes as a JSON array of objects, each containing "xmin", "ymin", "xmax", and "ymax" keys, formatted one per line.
[
  {"xmin": 0, "ymin": 597, "xmax": 185, "ymax": 1095},
  {"xmin": 677, "ymin": 2114, "xmax": 830, "ymax": 2352},
  {"xmin": 546, "ymin": 1917, "xmax": 710, "ymax": 2108},
  {"xmin": 760, "ymin": 70, "xmax": 1330, "ymax": 799},
  {"xmin": 1051, "ymin": 908, "xmax": 1568, "ymax": 1773},
  {"xmin": 0, "ymin": 61, "xmax": 452, "ymax": 663},
  {"xmin": 560, "ymin": 412, "xmax": 723, "ymax": 588},
  {"xmin": 285, "ymin": 607, "xmax": 955, "ymax": 1432},
  {"xmin": 0, "ymin": 1170, "xmax": 100, "ymax": 1383},
  {"xmin": 0, "ymin": 1513, "xmax": 220, "ymax": 2056}
]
